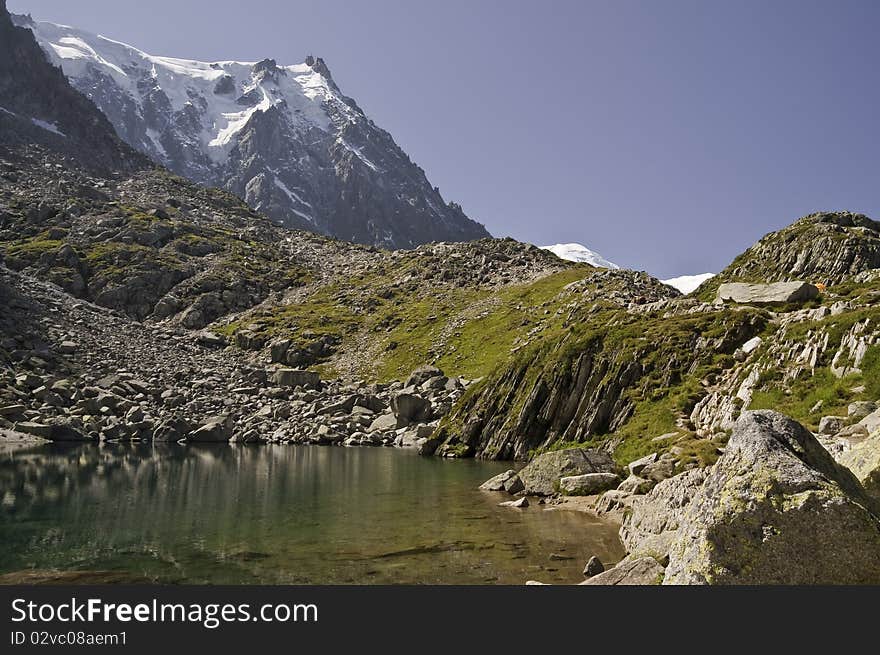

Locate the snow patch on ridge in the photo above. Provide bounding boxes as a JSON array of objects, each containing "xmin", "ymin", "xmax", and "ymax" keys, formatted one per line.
[
  {"xmin": 540, "ymin": 243, "xmax": 619, "ymax": 269},
  {"xmin": 661, "ymin": 273, "xmax": 715, "ymax": 294}
]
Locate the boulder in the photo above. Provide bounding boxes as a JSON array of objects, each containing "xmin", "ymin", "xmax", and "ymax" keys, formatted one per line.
[
  {"xmin": 663, "ymin": 411, "xmax": 880, "ymax": 584},
  {"xmin": 391, "ymin": 393, "xmax": 432, "ymax": 424},
  {"xmin": 406, "ymin": 365, "xmax": 444, "ymax": 388},
  {"xmin": 558, "ymin": 472, "xmax": 620, "ymax": 496},
  {"xmin": 628, "ymin": 452, "xmax": 657, "ymax": 476},
  {"xmin": 580, "ymin": 557, "xmax": 665, "ymax": 586},
  {"xmin": 818, "ymin": 415, "xmax": 846, "ymax": 435},
  {"xmin": 187, "ymin": 415, "xmax": 233, "ymax": 442},
  {"xmin": 503, "ymin": 474, "xmax": 525, "ymax": 494},
  {"xmin": 152, "ymin": 417, "xmax": 195, "ymax": 442},
  {"xmin": 837, "ymin": 431, "xmax": 880, "ymax": 499},
  {"xmin": 617, "ymin": 475, "xmax": 656, "ymax": 495},
  {"xmin": 14, "ymin": 420, "xmax": 90, "ymax": 441},
  {"xmin": 479, "ymin": 469, "xmax": 519, "ymax": 492},
  {"xmin": 583, "ymin": 556, "xmax": 605, "ymax": 578},
  {"xmin": 517, "ymin": 447, "xmax": 617, "ymax": 496},
  {"xmin": 716, "ymin": 281, "xmax": 819, "ymax": 305},
  {"xmin": 640, "ymin": 457, "xmax": 677, "ymax": 482},
  {"xmin": 620, "ymin": 468, "xmax": 709, "ymax": 559},
  {"xmin": 271, "ymin": 368, "xmax": 320, "ymax": 389},
  {"xmin": 848, "ymin": 401, "xmax": 877, "ymax": 421},
  {"xmin": 367, "ymin": 412, "xmax": 399, "ymax": 432}
]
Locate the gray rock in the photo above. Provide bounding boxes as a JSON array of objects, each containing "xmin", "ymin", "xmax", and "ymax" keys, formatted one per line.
[
  {"xmin": 848, "ymin": 401, "xmax": 878, "ymax": 421},
  {"xmin": 640, "ymin": 457, "xmax": 677, "ymax": 482},
  {"xmin": 580, "ymin": 556, "xmax": 665, "ymax": 585},
  {"xmin": 583, "ymin": 556, "xmax": 605, "ymax": 578},
  {"xmin": 406, "ymin": 365, "xmax": 444, "ymax": 388},
  {"xmin": 517, "ymin": 447, "xmax": 617, "ymax": 496},
  {"xmin": 391, "ymin": 393, "xmax": 432, "ymax": 424},
  {"xmin": 187, "ymin": 415, "xmax": 233, "ymax": 442},
  {"xmin": 628, "ymin": 452, "xmax": 658, "ymax": 476},
  {"xmin": 663, "ymin": 411, "xmax": 880, "ymax": 584},
  {"xmin": 503, "ymin": 474, "xmax": 525, "ymax": 494},
  {"xmin": 197, "ymin": 332, "xmax": 228, "ymax": 348},
  {"xmin": 617, "ymin": 475, "xmax": 656, "ymax": 495},
  {"xmin": 716, "ymin": 281, "xmax": 819, "ymax": 305},
  {"xmin": 620, "ymin": 468, "xmax": 709, "ymax": 559},
  {"xmin": 595, "ymin": 489, "xmax": 633, "ymax": 515},
  {"xmin": 837, "ymin": 430, "xmax": 880, "ymax": 499},
  {"xmin": 818, "ymin": 415, "xmax": 846, "ymax": 435},
  {"xmin": 558, "ymin": 472, "xmax": 620, "ymax": 496},
  {"xmin": 14, "ymin": 420, "xmax": 90, "ymax": 441},
  {"xmin": 271, "ymin": 368, "xmax": 320, "ymax": 389},
  {"xmin": 479, "ymin": 469, "xmax": 519, "ymax": 492},
  {"xmin": 499, "ymin": 497, "xmax": 529, "ymax": 508},
  {"xmin": 367, "ymin": 412, "xmax": 399, "ymax": 432},
  {"xmin": 152, "ymin": 417, "xmax": 194, "ymax": 442}
]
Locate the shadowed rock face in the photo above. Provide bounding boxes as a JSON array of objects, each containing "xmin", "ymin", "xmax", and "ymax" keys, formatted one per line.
[{"xmin": 659, "ymin": 411, "xmax": 880, "ymax": 585}]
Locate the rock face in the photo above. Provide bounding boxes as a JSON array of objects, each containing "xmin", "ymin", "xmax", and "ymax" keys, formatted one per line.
[
  {"xmin": 716, "ymin": 281, "xmax": 819, "ymax": 305},
  {"xmin": 515, "ymin": 448, "xmax": 617, "ymax": 496},
  {"xmin": 660, "ymin": 411, "xmax": 880, "ymax": 585},
  {"xmin": 17, "ymin": 14, "xmax": 489, "ymax": 249}
]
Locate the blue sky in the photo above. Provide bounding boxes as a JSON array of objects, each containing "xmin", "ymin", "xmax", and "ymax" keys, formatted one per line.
[{"xmin": 11, "ymin": 0, "xmax": 880, "ymax": 277}]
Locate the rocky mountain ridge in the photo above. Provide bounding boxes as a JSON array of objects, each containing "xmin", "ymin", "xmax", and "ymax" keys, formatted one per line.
[{"xmin": 14, "ymin": 12, "xmax": 490, "ymax": 249}]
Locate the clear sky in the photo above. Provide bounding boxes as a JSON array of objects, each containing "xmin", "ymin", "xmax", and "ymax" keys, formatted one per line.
[{"xmin": 10, "ymin": 0, "xmax": 880, "ymax": 277}]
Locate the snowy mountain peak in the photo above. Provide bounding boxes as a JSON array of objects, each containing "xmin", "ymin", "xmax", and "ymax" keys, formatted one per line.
[
  {"xmin": 540, "ymin": 243, "xmax": 619, "ymax": 269},
  {"xmin": 15, "ymin": 14, "xmax": 489, "ymax": 248}
]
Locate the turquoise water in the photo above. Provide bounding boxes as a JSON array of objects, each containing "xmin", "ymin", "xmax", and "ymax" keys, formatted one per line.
[{"xmin": 0, "ymin": 443, "xmax": 624, "ymax": 584}]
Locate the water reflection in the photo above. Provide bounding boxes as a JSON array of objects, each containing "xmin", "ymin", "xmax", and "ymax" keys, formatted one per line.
[{"xmin": 0, "ymin": 444, "xmax": 624, "ymax": 584}]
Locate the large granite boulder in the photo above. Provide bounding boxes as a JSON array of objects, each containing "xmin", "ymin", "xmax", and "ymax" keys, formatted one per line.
[
  {"xmin": 662, "ymin": 411, "xmax": 880, "ymax": 584},
  {"xmin": 716, "ymin": 281, "xmax": 819, "ymax": 305},
  {"xmin": 516, "ymin": 447, "xmax": 617, "ymax": 496}
]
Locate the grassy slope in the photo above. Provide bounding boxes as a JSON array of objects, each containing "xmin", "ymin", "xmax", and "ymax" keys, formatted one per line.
[{"xmin": 216, "ymin": 265, "xmax": 596, "ymax": 382}]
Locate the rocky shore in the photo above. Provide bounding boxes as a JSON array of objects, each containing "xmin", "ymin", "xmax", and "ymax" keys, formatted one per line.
[{"xmin": 482, "ymin": 409, "xmax": 880, "ymax": 585}]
